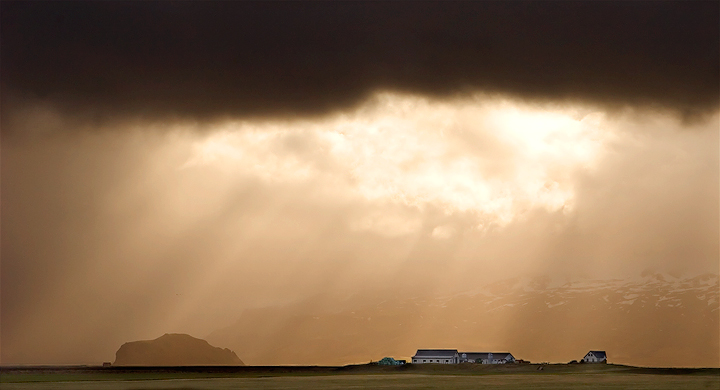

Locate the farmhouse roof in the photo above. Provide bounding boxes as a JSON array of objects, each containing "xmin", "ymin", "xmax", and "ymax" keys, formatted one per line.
[
  {"xmin": 461, "ymin": 352, "xmax": 513, "ymax": 360},
  {"xmin": 588, "ymin": 350, "xmax": 607, "ymax": 359},
  {"xmin": 413, "ymin": 349, "xmax": 458, "ymax": 357}
]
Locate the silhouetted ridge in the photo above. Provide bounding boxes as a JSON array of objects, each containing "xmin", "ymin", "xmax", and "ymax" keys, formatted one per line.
[{"xmin": 113, "ymin": 333, "xmax": 243, "ymax": 366}]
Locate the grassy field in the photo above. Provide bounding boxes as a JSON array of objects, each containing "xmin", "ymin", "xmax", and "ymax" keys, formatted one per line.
[{"xmin": 2, "ymin": 364, "xmax": 718, "ymax": 389}]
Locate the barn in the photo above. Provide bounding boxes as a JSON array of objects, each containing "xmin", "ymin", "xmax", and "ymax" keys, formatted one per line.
[{"xmin": 411, "ymin": 349, "xmax": 459, "ymax": 364}]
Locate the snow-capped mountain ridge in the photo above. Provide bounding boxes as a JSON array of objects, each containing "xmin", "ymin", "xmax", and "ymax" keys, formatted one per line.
[{"xmin": 423, "ymin": 273, "xmax": 718, "ymax": 312}]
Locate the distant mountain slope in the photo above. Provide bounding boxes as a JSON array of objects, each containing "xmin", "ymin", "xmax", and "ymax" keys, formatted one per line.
[
  {"xmin": 207, "ymin": 274, "xmax": 718, "ymax": 367},
  {"xmin": 114, "ymin": 333, "xmax": 244, "ymax": 366}
]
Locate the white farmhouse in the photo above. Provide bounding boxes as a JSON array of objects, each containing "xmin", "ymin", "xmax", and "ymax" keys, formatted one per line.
[
  {"xmin": 459, "ymin": 352, "xmax": 515, "ymax": 364},
  {"xmin": 582, "ymin": 350, "xmax": 607, "ymax": 363},
  {"xmin": 411, "ymin": 349, "xmax": 459, "ymax": 364}
]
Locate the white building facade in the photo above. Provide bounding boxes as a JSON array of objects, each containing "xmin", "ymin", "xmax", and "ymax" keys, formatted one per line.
[
  {"xmin": 411, "ymin": 350, "xmax": 517, "ymax": 364},
  {"xmin": 459, "ymin": 352, "xmax": 516, "ymax": 364},
  {"xmin": 411, "ymin": 349, "xmax": 459, "ymax": 364},
  {"xmin": 582, "ymin": 350, "xmax": 607, "ymax": 363}
]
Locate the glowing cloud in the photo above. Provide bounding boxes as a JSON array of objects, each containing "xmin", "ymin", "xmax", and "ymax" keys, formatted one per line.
[{"xmin": 185, "ymin": 93, "xmax": 608, "ymax": 233}]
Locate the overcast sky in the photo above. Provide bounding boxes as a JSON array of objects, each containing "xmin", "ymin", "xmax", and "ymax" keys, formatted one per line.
[{"xmin": 1, "ymin": 1, "xmax": 718, "ymax": 365}]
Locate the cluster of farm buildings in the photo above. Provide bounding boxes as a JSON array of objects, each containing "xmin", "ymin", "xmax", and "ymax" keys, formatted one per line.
[{"xmin": 379, "ymin": 350, "xmax": 607, "ymax": 365}]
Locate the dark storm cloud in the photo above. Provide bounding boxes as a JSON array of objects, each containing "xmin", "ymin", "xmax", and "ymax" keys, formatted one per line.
[{"xmin": 2, "ymin": 1, "xmax": 718, "ymax": 122}]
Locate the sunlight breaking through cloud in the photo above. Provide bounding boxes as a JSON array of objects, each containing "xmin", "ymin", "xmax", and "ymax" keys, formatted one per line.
[{"xmin": 184, "ymin": 93, "xmax": 608, "ymax": 232}]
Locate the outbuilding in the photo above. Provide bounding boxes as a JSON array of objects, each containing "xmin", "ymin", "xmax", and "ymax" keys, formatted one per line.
[
  {"xmin": 378, "ymin": 357, "xmax": 405, "ymax": 365},
  {"xmin": 411, "ymin": 349, "xmax": 459, "ymax": 364}
]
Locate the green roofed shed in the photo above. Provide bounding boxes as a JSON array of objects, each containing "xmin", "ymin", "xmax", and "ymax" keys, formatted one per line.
[{"xmin": 378, "ymin": 357, "xmax": 403, "ymax": 365}]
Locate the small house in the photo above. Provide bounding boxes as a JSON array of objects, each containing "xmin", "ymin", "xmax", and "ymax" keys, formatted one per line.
[{"xmin": 582, "ymin": 350, "xmax": 607, "ymax": 363}]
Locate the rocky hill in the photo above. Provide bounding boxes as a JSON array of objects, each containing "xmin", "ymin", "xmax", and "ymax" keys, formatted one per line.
[
  {"xmin": 207, "ymin": 273, "xmax": 718, "ymax": 367},
  {"xmin": 114, "ymin": 333, "xmax": 243, "ymax": 366}
]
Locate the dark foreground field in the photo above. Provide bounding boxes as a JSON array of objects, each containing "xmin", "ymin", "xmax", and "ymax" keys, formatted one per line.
[{"xmin": 2, "ymin": 364, "xmax": 718, "ymax": 389}]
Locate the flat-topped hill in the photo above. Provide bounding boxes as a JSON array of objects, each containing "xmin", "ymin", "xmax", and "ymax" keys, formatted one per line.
[{"xmin": 113, "ymin": 333, "xmax": 243, "ymax": 366}]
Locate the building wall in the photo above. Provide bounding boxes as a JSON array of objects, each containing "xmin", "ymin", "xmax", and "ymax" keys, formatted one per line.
[
  {"xmin": 583, "ymin": 353, "xmax": 605, "ymax": 363},
  {"xmin": 412, "ymin": 357, "xmax": 457, "ymax": 364}
]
